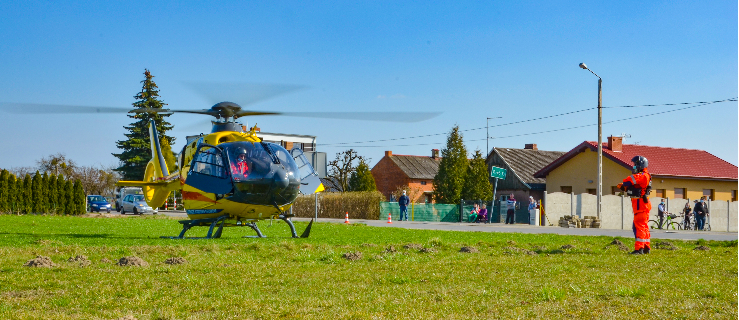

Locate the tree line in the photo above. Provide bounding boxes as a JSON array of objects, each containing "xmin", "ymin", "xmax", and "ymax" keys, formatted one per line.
[{"xmin": 0, "ymin": 169, "xmax": 86, "ymax": 215}]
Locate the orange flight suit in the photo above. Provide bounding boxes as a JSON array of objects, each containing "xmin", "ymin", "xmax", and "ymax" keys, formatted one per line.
[
  {"xmin": 231, "ymin": 161, "xmax": 249, "ymax": 179},
  {"xmin": 622, "ymin": 169, "xmax": 652, "ymax": 251}
]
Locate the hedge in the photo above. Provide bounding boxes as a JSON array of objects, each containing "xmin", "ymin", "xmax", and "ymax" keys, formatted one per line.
[
  {"xmin": 291, "ymin": 191, "xmax": 384, "ymax": 220},
  {"xmin": 0, "ymin": 169, "xmax": 85, "ymax": 215}
]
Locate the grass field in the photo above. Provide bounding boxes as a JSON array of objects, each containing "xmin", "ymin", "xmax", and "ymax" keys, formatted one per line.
[{"xmin": 0, "ymin": 214, "xmax": 736, "ymax": 320}]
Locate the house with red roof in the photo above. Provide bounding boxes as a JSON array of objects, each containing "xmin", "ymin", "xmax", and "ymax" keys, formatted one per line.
[{"xmin": 534, "ymin": 136, "xmax": 738, "ymax": 201}]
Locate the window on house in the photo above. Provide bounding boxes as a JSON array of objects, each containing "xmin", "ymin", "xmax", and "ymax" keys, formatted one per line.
[
  {"xmin": 655, "ymin": 189, "xmax": 665, "ymax": 198},
  {"xmin": 560, "ymin": 186, "xmax": 572, "ymax": 194},
  {"xmin": 421, "ymin": 181, "xmax": 427, "ymax": 185},
  {"xmin": 425, "ymin": 193, "xmax": 433, "ymax": 203},
  {"xmin": 703, "ymin": 189, "xmax": 714, "ymax": 201},
  {"xmin": 732, "ymin": 190, "xmax": 737, "ymax": 202},
  {"xmin": 302, "ymin": 143, "xmax": 315, "ymax": 152},
  {"xmin": 586, "ymin": 189, "xmax": 596, "ymax": 195},
  {"xmin": 674, "ymin": 188, "xmax": 685, "ymax": 199}
]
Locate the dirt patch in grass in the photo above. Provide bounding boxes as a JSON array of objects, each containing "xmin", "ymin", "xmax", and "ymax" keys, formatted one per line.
[
  {"xmin": 561, "ymin": 244, "xmax": 575, "ymax": 250},
  {"xmin": 164, "ymin": 257, "xmax": 187, "ymax": 265},
  {"xmin": 384, "ymin": 246, "xmax": 397, "ymax": 253},
  {"xmin": 504, "ymin": 247, "xmax": 537, "ymax": 255},
  {"xmin": 404, "ymin": 243, "xmax": 423, "ymax": 250},
  {"xmin": 68, "ymin": 255, "xmax": 91, "ymax": 267},
  {"xmin": 342, "ymin": 252, "xmax": 362, "ymax": 261},
  {"xmin": 117, "ymin": 256, "xmax": 149, "ymax": 267},
  {"xmin": 605, "ymin": 239, "xmax": 629, "ymax": 251},
  {"xmin": 360, "ymin": 243, "xmax": 378, "ymax": 247},
  {"xmin": 23, "ymin": 256, "xmax": 56, "ymax": 268},
  {"xmin": 694, "ymin": 246, "xmax": 711, "ymax": 251},
  {"xmin": 101, "ymin": 258, "xmax": 113, "ymax": 263},
  {"xmin": 459, "ymin": 246, "xmax": 478, "ymax": 253},
  {"xmin": 506, "ymin": 240, "xmax": 517, "ymax": 245},
  {"xmin": 654, "ymin": 241, "xmax": 678, "ymax": 250},
  {"xmin": 420, "ymin": 247, "xmax": 437, "ymax": 253}
]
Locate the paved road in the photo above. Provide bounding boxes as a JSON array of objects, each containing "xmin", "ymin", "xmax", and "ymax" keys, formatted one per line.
[{"xmin": 155, "ymin": 210, "xmax": 737, "ymax": 241}]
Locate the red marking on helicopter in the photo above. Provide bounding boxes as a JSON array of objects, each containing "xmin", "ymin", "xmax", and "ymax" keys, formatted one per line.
[{"xmin": 182, "ymin": 191, "xmax": 217, "ymax": 203}]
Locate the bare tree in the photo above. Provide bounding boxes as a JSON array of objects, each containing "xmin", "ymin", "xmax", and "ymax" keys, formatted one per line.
[
  {"xmin": 327, "ymin": 149, "xmax": 366, "ymax": 193},
  {"xmin": 75, "ymin": 166, "xmax": 119, "ymax": 196},
  {"xmin": 37, "ymin": 153, "xmax": 77, "ymax": 177}
]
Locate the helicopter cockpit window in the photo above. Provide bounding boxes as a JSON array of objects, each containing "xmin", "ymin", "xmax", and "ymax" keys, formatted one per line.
[
  {"xmin": 190, "ymin": 147, "xmax": 227, "ymax": 178},
  {"xmin": 290, "ymin": 148, "xmax": 317, "ymax": 181},
  {"xmin": 224, "ymin": 142, "xmax": 272, "ymax": 181},
  {"xmin": 268, "ymin": 144, "xmax": 299, "ymax": 175}
]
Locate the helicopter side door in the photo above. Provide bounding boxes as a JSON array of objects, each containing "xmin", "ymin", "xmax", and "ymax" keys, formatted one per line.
[
  {"xmin": 290, "ymin": 147, "xmax": 323, "ymax": 195},
  {"xmin": 186, "ymin": 143, "xmax": 234, "ymax": 194}
]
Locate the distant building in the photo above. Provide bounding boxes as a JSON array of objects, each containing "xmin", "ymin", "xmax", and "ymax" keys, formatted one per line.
[
  {"xmin": 255, "ymin": 129, "xmax": 327, "ymax": 178},
  {"xmin": 534, "ymin": 136, "xmax": 738, "ymax": 201},
  {"xmin": 371, "ymin": 149, "xmax": 441, "ymax": 202},
  {"xmin": 485, "ymin": 144, "xmax": 566, "ymax": 203}
]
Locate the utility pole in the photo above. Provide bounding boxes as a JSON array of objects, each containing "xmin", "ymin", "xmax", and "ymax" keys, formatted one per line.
[{"xmin": 579, "ymin": 63, "xmax": 603, "ymax": 219}]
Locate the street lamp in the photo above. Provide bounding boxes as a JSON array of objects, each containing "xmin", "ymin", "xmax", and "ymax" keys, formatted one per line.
[{"xmin": 579, "ymin": 62, "xmax": 603, "ymax": 220}]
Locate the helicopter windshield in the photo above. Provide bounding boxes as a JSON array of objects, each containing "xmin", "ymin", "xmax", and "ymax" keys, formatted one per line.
[{"xmin": 223, "ymin": 142, "xmax": 272, "ymax": 182}]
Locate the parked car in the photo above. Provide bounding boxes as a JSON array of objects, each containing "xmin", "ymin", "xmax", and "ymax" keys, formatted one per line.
[
  {"xmin": 87, "ymin": 195, "xmax": 111, "ymax": 213},
  {"xmin": 119, "ymin": 194, "xmax": 155, "ymax": 215}
]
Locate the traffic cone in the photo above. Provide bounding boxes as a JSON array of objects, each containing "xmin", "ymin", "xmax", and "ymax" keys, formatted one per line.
[
  {"xmin": 344, "ymin": 212, "xmax": 350, "ymax": 224},
  {"xmin": 387, "ymin": 213, "xmax": 392, "ymax": 224}
]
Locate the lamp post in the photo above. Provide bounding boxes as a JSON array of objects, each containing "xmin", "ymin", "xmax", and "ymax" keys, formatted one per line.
[
  {"xmin": 486, "ymin": 117, "xmax": 501, "ymax": 158},
  {"xmin": 579, "ymin": 62, "xmax": 602, "ymax": 219}
]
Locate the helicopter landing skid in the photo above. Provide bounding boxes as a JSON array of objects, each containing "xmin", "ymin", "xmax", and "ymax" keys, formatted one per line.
[
  {"xmin": 161, "ymin": 215, "xmax": 228, "ymax": 239},
  {"xmin": 243, "ymin": 222, "xmax": 266, "ymax": 238}
]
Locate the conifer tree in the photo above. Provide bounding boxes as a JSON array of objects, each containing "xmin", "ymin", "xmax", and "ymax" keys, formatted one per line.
[
  {"xmin": 0, "ymin": 169, "xmax": 8, "ymax": 213},
  {"xmin": 7, "ymin": 174, "xmax": 16, "ymax": 213},
  {"xmin": 41, "ymin": 172, "xmax": 49, "ymax": 213},
  {"xmin": 48, "ymin": 174, "xmax": 58, "ymax": 213},
  {"xmin": 63, "ymin": 180, "xmax": 73, "ymax": 214},
  {"xmin": 113, "ymin": 69, "xmax": 176, "ymax": 180},
  {"xmin": 73, "ymin": 179, "xmax": 85, "ymax": 215},
  {"xmin": 348, "ymin": 160, "xmax": 377, "ymax": 192},
  {"xmin": 57, "ymin": 175, "xmax": 67, "ymax": 214},
  {"xmin": 22, "ymin": 174, "xmax": 32, "ymax": 214},
  {"xmin": 433, "ymin": 125, "xmax": 468, "ymax": 204},
  {"xmin": 32, "ymin": 171, "xmax": 42, "ymax": 214},
  {"xmin": 461, "ymin": 150, "xmax": 494, "ymax": 201}
]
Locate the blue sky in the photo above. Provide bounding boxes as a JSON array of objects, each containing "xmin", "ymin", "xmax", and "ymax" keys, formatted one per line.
[{"xmin": 1, "ymin": 1, "xmax": 736, "ymax": 171}]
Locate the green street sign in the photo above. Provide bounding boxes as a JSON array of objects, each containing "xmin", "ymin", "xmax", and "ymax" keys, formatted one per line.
[{"xmin": 490, "ymin": 166, "xmax": 507, "ymax": 179}]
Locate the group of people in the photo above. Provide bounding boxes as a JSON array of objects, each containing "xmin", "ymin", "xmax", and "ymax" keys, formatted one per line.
[
  {"xmin": 680, "ymin": 197, "xmax": 710, "ymax": 230},
  {"xmin": 468, "ymin": 203, "xmax": 489, "ymax": 223}
]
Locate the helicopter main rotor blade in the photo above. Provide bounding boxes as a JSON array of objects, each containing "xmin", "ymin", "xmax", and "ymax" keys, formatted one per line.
[
  {"xmin": 277, "ymin": 111, "xmax": 441, "ymax": 123},
  {"xmin": 0, "ymin": 102, "xmax": 133, "ymax": 114},
  {"xmin": 182, "ymin": 82, "xmax": 306, "ymax": 107}
]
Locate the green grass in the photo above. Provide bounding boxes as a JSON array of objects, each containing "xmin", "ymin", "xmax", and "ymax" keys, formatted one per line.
[{"xmin": 0, "ymin": 214, "xmax": 736, "ymax": 319}]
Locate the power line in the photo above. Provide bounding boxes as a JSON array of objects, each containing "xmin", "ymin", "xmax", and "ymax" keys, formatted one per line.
[
  {"xmin": 322, "ymin": 97, "xmax": 736, "ymax": 148},
  {"xmin": 322, "ymin": 97, "xmax": 735, "ymax": 147}
]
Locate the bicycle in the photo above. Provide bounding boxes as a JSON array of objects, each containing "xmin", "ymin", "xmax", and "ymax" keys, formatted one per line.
[
  {"xmin": 680, "ymin": 214, "xmax": 712, "ymax": 231},
  {"xmin": 648, "ymin": 212, "xmax": 682, "ymax": 230}
]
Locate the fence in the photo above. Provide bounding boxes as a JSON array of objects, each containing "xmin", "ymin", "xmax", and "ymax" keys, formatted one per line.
[
  {"xmin": 543, "ymin": 192, "xmax": 738, "ymax": 232},
  {"xmin": 379, "ymin": 200, "xmax": 534, "ymax": 223}
]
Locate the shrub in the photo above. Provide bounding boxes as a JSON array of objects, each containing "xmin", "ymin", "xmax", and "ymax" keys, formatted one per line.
[{"xmin": 291, "ymin": 191, "xmax": 384, "ymax": 220}]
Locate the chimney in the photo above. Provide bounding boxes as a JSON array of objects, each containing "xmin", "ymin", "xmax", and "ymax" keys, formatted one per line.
[
  {"xmin": 431, "ymin": 149, "xmax": 440, "ymax": 159},
  {"xmin": 608, "ymin": 136, "xmax": 622, "ymax": 152},
  {"xmin": 385, "ymin": 150, "xmax": 393, "ymax": 157},
  {"xmin": 524, "ymin": 144, "xmax": 538, "ymax": 150}
]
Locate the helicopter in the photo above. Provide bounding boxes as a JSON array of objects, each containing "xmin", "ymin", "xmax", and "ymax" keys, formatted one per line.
[
  {"xmin": 1, "ymin": 90, "xmax": 439, "ymax": 239},
  {"xmin": 116, "ymin": 101, "xmax": 326, "ymax": 239}
]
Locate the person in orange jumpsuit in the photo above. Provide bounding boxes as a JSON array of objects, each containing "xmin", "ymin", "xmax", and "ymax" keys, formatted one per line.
[
  {"xmin": 617, "ymin": 155, "xmax": 652, "ymax": 255},
  {"xmin": 230, "ymin": 147, "xmax": 250, "ymax": 181}
]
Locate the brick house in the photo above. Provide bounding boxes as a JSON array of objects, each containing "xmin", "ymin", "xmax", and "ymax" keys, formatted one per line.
[{"xmin": 371, "ymin": 150, "xmax": 441, "ymax": 202}]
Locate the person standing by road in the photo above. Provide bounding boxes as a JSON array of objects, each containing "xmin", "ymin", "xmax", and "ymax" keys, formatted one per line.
[
  {"xmin": 398, "ymin": 190, "xmax": 410, "ymax": 221},
  {"xmin": 682, "ymin": 202, "xmax": 692, "ymax": 230},
  {"xmin": 505, "ymin": 194, "xmax": 516, "ymax": 224},
  {"xmin": 694, "ymin": 197, "xmax": 709, "ymax": 230},
  {"xmin": 616, "ymin": 155, "xmax": 652, "ymax": 255},
  {"xmin": 657, "ymin": 199, "xmax": 667, "ymax": 229}
]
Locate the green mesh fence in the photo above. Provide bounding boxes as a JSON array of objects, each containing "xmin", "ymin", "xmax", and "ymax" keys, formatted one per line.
[{"xmin": 379, "ymin": 202, "xmax": 460, "ymax": 222}]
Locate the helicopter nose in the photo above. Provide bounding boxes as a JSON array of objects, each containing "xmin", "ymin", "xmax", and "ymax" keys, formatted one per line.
[{"xmin": 272, "ymin": 168, "xmax": 290, "ymax": 190}]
